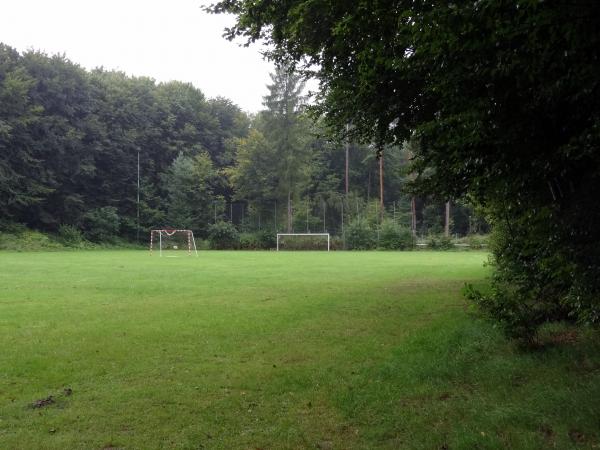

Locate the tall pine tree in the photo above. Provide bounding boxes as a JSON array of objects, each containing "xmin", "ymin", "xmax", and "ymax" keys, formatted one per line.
[{"xmin": 261, "ymin": 65, "xmax": 311, "ymax": 232}]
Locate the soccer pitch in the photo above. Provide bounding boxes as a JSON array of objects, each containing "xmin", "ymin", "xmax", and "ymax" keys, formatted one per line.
[{"xmin": 0, "ymin": 251, "xmax": 598, "ymax": 449}]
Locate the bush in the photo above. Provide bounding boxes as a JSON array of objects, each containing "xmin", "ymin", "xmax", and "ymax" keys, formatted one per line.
[
  {"xmin": 82, "ymin": 207, "xmax": 120, "ymax": 242},
  {"xmin": 378, "ymin": 219, "xmax": 414, "ymax": 250},
  {"xmin": 465, "ymin": 282, "xmax": 569, "ymax": 346},
  {"xmin": 238, "ymin": 230, "xmax": 276, "ymax": 250},
  {"xmin": 330, "ymin": 235, "xmax": 344, "ymax": 251},
  {"xmin": 277, "ymin": 234, "xmax": 330, "ymax": 250},
  {"xmin": 196, "ymin": 239, "xmax": 210, "ymax": 250},
  {"xmin": 0, "ymin": 221, "xmax": 27, "ymax": 234},
  {"xmin": 208, "ymin": 221, "xmax": 239, "ymax": 249},
  {"xmin": 239, "ymin": 232, "xmax": 261, "ymax": 250},
  {"xmin": 57, "ymin": 224, "xmax": 85, "ymax": 247},
  {"xmin": 466, "ymin": 220, "xmax": 576, "ymax": 344},
  {"xmin": 427, "ymin": 234, "xmax": 454, "ymax": 250},
  {"xmin": 466, "ymin": 234, "xmax": 489, "ymax": 249},
  {"xmin": 345, "ymin": 217, "xmax": 375, "ymax": 250},
  {"xmin": 257, "ymin": 229, "xmax": 276, "ymax": 249},
  {"xmin": 0, "ymin": 230, "xmax": 63, "ymax": 251}
]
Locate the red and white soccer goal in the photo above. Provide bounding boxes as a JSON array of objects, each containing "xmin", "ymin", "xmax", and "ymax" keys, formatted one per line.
[{"xmin": 150, "ymin": 229, "xmax": 198, "ymax": 257}]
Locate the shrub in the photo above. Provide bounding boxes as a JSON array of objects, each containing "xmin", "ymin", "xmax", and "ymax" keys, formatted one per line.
[
  {"xmin": 257, "ymin": 229, "xmax": 276, "ymax": 249},
  {"xmin": 208, "ymin": 221, "xmax": 239, "ymax": 249},
  {"xmin": 466, "ymin": 220, "xmax": 576, "ymax": 344},
  {"xmin": 378, "ymin": 219, "xmax": 414, "ymax": 250},
  {"xmin": 57, "ymin": 224, "xmax": 85, "ymax": 247},
  {"xmin": 277, "ymin": 235, "xmax": 330, "ymax": 250},
  {"xmin": 0, "ymin": 230, "xmax": 63, "ymax": 251},
  {"xmin": 345, "ymin": 217, "xmax": 375, "ymax": 250},
  {"xmin": 466, "ymin": 234, "xmax": 489, "ymax": 249},
  {"xmin": 239, "ymin": 232, "xmax": 261, "ymax": 250},
  {"xmin": 196, "ymin": 239, "xmax": 211, "ymax": 250},
  {"xmin": 427, "ymin": 234, "xmax": 454, "ymax": 250},
  {"xmin": 465, "ymin": 282, "xmax": 569, "ymax": 346},
  {"xmin": 0, "ymin": 221, "xmax": 27, "ymax": 234},
  {"xmin": 330, "ymin": 235, "xmax": 343, "ymax": 251},
  {"xmin": 82, "ymin": 207, "xmax": 120, "ymax": 242}
]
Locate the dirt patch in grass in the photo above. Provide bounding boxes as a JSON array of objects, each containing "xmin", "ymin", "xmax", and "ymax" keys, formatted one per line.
[
  {"xmin": 30, "ymin": 396, "xmax": 55, "ymax": 409},
  {"xmin": 30, "ymin": 387, "xmax": 73, "ymax": 409},
  {"xmin": 538, "ymin": 424, "xmax": 555, "ymax": 444},
  {"xmin": 438, "ymin": 392, "xmax": 451, "ymax": 401},
  {"xmin": 546, "ymin": 329, "xmax": 579, "ymax": 345},
  {"xmin": 568, "ymin": 429, "xmax": 586, "ymax": 444}
]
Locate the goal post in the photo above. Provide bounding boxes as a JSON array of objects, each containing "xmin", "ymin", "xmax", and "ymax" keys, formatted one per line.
[
  {"xmin": 276, "ymin": 233, "xmax": 330, "ymax": 251},
  {"xmin": 150, "ymin": 229, "xmax": 198, "ymax": 257}
]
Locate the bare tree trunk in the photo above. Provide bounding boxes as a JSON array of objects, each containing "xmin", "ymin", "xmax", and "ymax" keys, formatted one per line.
[
  {"xmin": 379, "ymin": 153, "xmax": 384, "ymax": 223},
  {"xmin": 444, "ymin": 201, "xmax": 451, "ymax": 237},
  {"xmin": 411, "ymin": 197, "xmax": 417, "ymax": 236},
  {"xmin": 287, "ymin": 190, "xmax": 292, "ymax": 233}
]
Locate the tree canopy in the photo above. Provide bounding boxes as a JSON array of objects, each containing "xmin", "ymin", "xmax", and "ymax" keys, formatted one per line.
[
  {"xmin": 2, "ymin": 42, "xmax": 465, "ymax": 245},
  {"xmin": 208, "ymin": 0, "xmax": 600, "ymax": 338}
]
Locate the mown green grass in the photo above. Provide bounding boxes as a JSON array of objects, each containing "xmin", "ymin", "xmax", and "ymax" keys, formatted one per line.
[{"xmin": 0, "ymin": 251, "xmax": 598, "ymax": 449}]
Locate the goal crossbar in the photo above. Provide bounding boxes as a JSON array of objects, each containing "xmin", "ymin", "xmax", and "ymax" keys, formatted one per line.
[{"xmin": 276, "ymin": 233, "xmax": 330, "ymax": 251}]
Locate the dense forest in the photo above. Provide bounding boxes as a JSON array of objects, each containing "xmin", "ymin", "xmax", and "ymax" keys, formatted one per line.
[{"xmin": 0, "ymin": 43, "xmax": 483, "ymax": 244}]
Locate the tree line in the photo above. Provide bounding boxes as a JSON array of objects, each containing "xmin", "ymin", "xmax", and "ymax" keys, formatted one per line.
[
  {"xmin": 0, "ymin": 44, "xmax": 481, "ymax": 243},
  {"xmin": 0, "ymin": 43, "xmax": 249, "ymax": 239}
]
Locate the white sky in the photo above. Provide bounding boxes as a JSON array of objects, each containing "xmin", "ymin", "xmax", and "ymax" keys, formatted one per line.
[{"xmin": 0, "ymin": 0, "xmax": 286, "ymax": 113}]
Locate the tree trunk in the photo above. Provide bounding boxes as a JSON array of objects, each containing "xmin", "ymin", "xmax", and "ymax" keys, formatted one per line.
[
  {"xmin": 444, "ymin": 201, "xmax": 451, "ymax": 237},
  {"xmin": 287, "ymin": 190, "xmax": 292, "ymax": 233},
  {"xmin": 379, "ymin": 153, "xmax": 384, "ymax": 223},
  {"xmin": 411, "ymin": 197, "xmax": 417, "ymax": 236}
]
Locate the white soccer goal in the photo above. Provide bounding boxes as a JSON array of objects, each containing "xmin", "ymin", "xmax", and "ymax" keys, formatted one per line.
[
  {"xmin": 150, "ymin": 229, "xmax": 198, "ymax": 257},
  {"xmin": 276, "ymin": 233, "xmax": 330, "ymax": 251}
]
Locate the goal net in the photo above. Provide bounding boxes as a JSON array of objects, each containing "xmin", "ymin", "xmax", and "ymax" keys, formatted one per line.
[
  {"xmin": 150, "ymin": 229, "xmax": 198, "ymax": 257},
  {"xmin": 276, "ymin": 233, "xmax": 330, "ymax": 251}
]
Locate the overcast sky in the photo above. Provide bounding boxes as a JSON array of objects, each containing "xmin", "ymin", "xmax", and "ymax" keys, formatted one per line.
[{"xmin": 0, "ymin": 0, "xmax": 286, "ymax": 113}]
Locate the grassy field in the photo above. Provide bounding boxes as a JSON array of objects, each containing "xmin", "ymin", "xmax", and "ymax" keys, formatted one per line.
[{"xmin": 0, "ymin": 251, "xmax": 598, "ymax": 449}]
